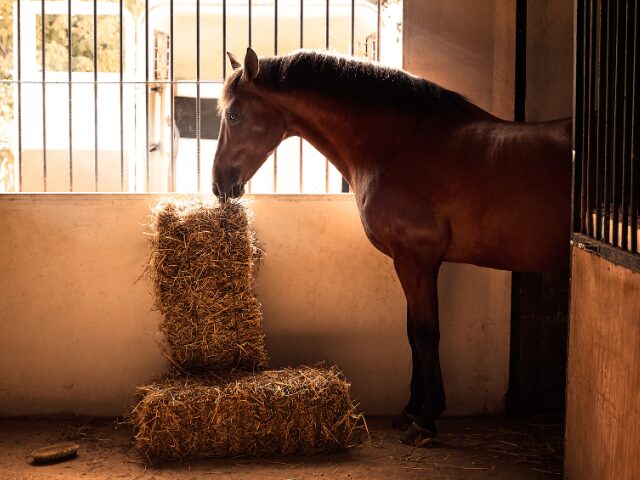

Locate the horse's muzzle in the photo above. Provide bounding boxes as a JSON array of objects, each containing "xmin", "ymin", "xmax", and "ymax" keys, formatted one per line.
[{"xmin": 212, "ymin": 182, "xmax": 245, "ymax": 201}]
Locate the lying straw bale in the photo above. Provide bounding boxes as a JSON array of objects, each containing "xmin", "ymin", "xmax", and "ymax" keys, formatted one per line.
[
  {"xmin": 130, "ymin": 365, "xmax": 362, "ymax": 463},
  {"xmin": 148, "ymin": 198, "xmax": 267, "ymax": 373}
]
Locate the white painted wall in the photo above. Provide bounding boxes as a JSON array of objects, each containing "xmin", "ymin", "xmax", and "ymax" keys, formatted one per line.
[{"xmin": 0, "ymin": 194, "xmax": 510, "ymax": 416}]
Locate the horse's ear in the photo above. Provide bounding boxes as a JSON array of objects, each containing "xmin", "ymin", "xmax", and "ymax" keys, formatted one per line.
[
  {"xmin": 227, "ymin": 52, "xmax": 241, "ymax": 71},
  {"xmin": 243, "ymin": 47, "xmax": 259, "ymax": 81}
]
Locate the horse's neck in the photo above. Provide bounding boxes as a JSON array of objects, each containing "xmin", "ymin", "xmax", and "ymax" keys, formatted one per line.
[{"xmin": 273, "ymin": 91, "xmax": 411, "ymax": 187}]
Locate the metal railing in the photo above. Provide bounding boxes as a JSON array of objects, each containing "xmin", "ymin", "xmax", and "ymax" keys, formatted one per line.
[
  {"xmin": 574, "ymin": 0, "xmax": 639, "ymax": 269},
  {"xmin": 2, "ymin": 0, "xmax": 402, "ymax": 194}
]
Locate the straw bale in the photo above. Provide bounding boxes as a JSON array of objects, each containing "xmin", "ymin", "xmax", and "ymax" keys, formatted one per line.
[
  {"xmin": 148, "ymin": 197, "xmax": 267, "ymax": 373},
  {"xmin": 130, "ymin": 365, "xmax": 362, "ymax": 463}
]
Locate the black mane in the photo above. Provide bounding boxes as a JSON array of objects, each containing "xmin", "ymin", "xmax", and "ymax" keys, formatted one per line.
[{"xmin": 222, "ymin": 50, "xmax": 469, "ymax": 113}]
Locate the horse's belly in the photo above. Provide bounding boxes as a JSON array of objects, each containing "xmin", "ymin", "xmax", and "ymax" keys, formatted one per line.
[{"xmin": 447, "ymin": 206, "xmax": 571, "ymax": 272}]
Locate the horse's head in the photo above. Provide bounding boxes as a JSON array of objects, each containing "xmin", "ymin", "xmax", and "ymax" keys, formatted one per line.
[{"xmin": 212, "ymin": 48, "xmax": 286, "ymax": 200}]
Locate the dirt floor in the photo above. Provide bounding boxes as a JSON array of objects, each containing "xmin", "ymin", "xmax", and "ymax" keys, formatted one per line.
[{"xmin": 0, "ymin": 416, "xmax": 563, "ymax": 479}]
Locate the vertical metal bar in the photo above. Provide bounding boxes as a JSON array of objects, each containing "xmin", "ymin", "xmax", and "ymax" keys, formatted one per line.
[
  {"xmin": 247, "ymin": 0, "xmax": 252, "ymax": 193},
  {"xmin": 620, "ymin": 0, "xmax": 634, "ymax": 250},
  {"xmin": 597, "ymin": 0, "xmax": 609, "ymax": 240},
  {"xmin": 145, "ymin": 0, "xmax": 149, "ymax": 191},
  {"xmin": 611, "ymin": 0, "xmax": 625, "ymax": 247},
  {"xmin": 631, "ymin": 0, "xmax": 639, "ymax": 252},
  {"xmin": 41, "ymin": 0, "xmax": 47, "ymax": 192},
  {"xmin": 578, "ymin": 0, "xmax": 599, "ymax": 235},
  {"xmin": 325, "ymin": 0, "xmax": 330, "ymax": 192},
  {"xmin": 248, "ymin": 0, "xmax": 252, "ymax": 48},
  {"xmin": 222, "ymin": 0, "xmax": 227, "ymax": 79},
  {"xmin": 574, "ymin": 0, "xmax": 586, "ymax": 234},
  {"xmin": 299, "ymin": 0, "xmax": 303, "ymax": 193},
  {"xmin": 583, "ymin": 0, "xmax": 594, "ymax": 236},
  {"xmin": 274, "ymin": 0, "xmax": 278, "ymax": 54},
  {"xmin": 273, "ymin": 0, "xmax": 278, "ymax": 193},
  {"xmin": 218, "ymin": 0, "xmax": 230, "ymax": 188},
  {"xmin": 94, "ymin": 0, "xmax": 98, "ymax": 191},
  {"xmin": 68, "ymin": 0, "xmax": 73, "ymax": 191},
  {"xmin": 515, "ymin": 0, "xmax": 526, "ymax": 123},
  {"xmin": 170, "ymin": 0, "xmax": 175, "ymax": 191},
  {"xmin": 17, "ymin": 0, "xmax": 22, "ymax": 191},
  {"xmin": 342, "ymin": 0, "xmax": 355, "ymax": 193},
  {"xmin": 603, "ymin": 0, "xmax": 615, "ymax": 243},
  {"xmin": 376, "ymin": 0, "xmax": 381, "ymax": 61},
  {"xmin": 593, "ymin": 0, "xmax": 603, "ymax": 239},
  {"xmin": 196, "ymin": 0, "xmax": 201, "ymax": 192},
  {"xmin": 350, "ymin": 0, "xmax": 355, "ymax": 56},
  {"xmin": 119, "ymin": 0, "xmax": 124, "ymax": 192},
  {"xmin": 325, "ymin": 0, "xmax": 329, "ymax": 49}
]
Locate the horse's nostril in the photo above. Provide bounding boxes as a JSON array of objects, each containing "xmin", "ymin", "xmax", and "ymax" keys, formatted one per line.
[{"xmin": 212, "ymin": 183, "xmax": 221, "ymax": 196}]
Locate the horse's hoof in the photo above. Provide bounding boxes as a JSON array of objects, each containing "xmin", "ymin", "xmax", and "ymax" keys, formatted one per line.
[
  {"xmin": 391, "ymin": 411, "xmax": 417, "ymax": 430},
  {"xmin": 401, "ymin": 421, "xmax": 437, "ymax": 447}
]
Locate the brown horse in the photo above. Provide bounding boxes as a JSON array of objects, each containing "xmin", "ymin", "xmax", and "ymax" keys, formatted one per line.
[{"xmin": 212, "ymin": 48, "xmax": 572, "ymax": 445}]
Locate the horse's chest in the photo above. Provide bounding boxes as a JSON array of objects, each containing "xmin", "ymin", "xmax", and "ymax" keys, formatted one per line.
[{"xmin": 355, "ymin": 193, "xmax": 393, "ymax": 257}]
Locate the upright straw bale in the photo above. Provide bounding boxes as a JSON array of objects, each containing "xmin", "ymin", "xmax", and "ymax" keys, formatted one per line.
[
  {"xmin": 130, "ymin": 365, "xmax": 362, "ymax": 463},
  {"xmin": 148, "ymin": 198, "xmax": 267, "ymax": 373}
]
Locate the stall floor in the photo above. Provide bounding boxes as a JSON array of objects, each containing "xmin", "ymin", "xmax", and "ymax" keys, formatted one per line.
[{"xmin": 0, "ymin": 416, "xmax": 563, "ymax": 479}]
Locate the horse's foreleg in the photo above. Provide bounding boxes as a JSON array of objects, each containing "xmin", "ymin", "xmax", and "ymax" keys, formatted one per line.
[
  {"xmin": 393, "ymin": 255, "xmax": 446, "ymax": 446},
  {"xmin": 391, "ymin": 305, "xmax": 424, "ymax": 430}
]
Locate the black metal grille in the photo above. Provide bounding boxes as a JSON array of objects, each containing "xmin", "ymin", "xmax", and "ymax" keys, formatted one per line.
[
  {"xmin": 574, "ymin": 0, "xmax": 639, "ymax": 267},
  {"xmin": 2, "ymin": 0, "xmax": 397, "ymax": 194}
]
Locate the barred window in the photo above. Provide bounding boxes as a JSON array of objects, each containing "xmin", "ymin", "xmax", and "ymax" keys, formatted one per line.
[{"xmin": 0, "ymin": 0, "xmax": 403, "ymax": 193}]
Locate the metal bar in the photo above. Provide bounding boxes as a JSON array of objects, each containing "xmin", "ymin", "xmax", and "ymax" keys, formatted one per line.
[
  {"xmin": 592, "ymin": 0, "xmax": 606, "ymax": 238},
  {"xmin": 620, "ymin": 0, "xmax": 635, "ymax": 250},
  {"xmin": 597, "ymin": 0, "xmax": 610, "ymax": 240},
  {"xmin": 346, "ymin": 0, "xmax": 355, "ymax": 202},
  {"xmin": 574, "ymin": 0, "xmax": 586, "ymax": 234},
  {"xmin": 145, "ymin": 0, "xmax": 149, "ymax": 191},
  {"xmin": 170, "ymin": 0, "xmax": 175, "ymax": 191},
  {"xmin": 325, "ymin": 0, "xmax": 329, "ymax": 49},
  {"xmin": 274, "ymin": 0, "xmax": 278, "ymax": 54},
  {"xmin": 578, "ymin": 0, "xmax": 600, "ymax": 236},
  {"xmin": 247, "ymin": 0, "xmax": 252, "ymax": 193},
  {"xmin": 350, "ymin": 0, "xmax": 355, "ymax": 56},
  {"xmin": 17, "ymin": 0, "xmax": 22, "ymax": 191},
  {"xmin": 0, "ymin": 80, "xmax": 231, "ymax": 85},
  {"xmin": 515, "ymin": 0, "xmax": 527, "ymax": 123},
  {"xmin": 68, "ymin": 0, "xmax": 73, "ymax": 191},
  {"xmin": 94, "ymin": 0, "xmax": 98, "ymax": 191},
  {"xmin": 583, "ymin": 0, "xmax": 594, "ymax": 236},
  {"xmin": 299, "ymin": 0, "xmax": 303, "ymax": 193},
  {"xmin": 273, "ymin": 0, "xmax": 278, "ymax": 193},
  {"xmin": 611, "ymin": 0, "xmax": 625, "ymax": 247},
  {"xmin": 222, "ymin": 0, "xmax": 227, "ymax": 79},
  {"xmin": 119, "ymin": 0, "xmax": 124, "ymax": 192},
  {"xmin": 376, "ymin": 0, "xmax": 381, "ymax": 61},
  {"xmin": 249, "ymin": 0, "xmax": 252, "ymax": 48},
  {"xmin": 196, "ymin": 0, "xmax": 201, "ymax": 192},
  {"xmin": 631, "ymin": 0, "xmax": 639, "ymax": 253},
  {"xmin": 325, "ymin": 0, "xmax": 330, "ymax": 192},
  {"xmin": 603, "ymin": 0, "xmax": 615, "ymax": 243},
  {"xmin": 41, "ymin": 0, "xmax": 47, "ymax": 192}
]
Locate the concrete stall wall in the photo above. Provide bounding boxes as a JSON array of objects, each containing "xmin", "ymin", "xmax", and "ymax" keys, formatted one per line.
[
  {"xmin": 564, "ymin": 248, "xmax": 640, "ymax": 480},
  {"xmin": 403, "ymin": 0, "xmax": 517, "ymax": 119},
  {"xmin": 525, "ymin": 0, "xmax": 574, "ymax": 123},
  {"xmin": 0, "ymin": 194, "xmax": 510, "ymax": 417}
]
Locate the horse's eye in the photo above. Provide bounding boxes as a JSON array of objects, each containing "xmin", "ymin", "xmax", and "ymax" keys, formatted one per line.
[{"xmin": 227, "ymin": 112, "xmax": 240, "ymax": 123}]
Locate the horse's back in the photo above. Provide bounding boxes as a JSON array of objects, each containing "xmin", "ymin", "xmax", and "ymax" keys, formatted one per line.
[{"xmin": 442, "ymin": 117, "xmax": 573, "ymax": 271}]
